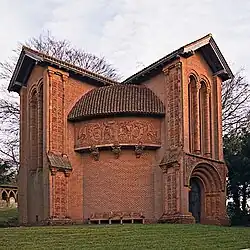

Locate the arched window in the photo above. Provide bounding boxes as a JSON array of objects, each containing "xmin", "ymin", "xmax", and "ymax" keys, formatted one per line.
[
  {"xmin": 199, "ymin": 81, "xmax": 211, "ymax": 157},
  {"xmin": 38, "ymin": 84, "xmax": 43, "ymax": 169},
  {"xmin": 199, "ymin": 82, "xmax": 206, "ymax": 155},
  {"xmin": 29, "ymin": 90, "xmax": 38, "ymax": 170},
  {"xmin": 188, "ymin": 76, "xmax": 196, "ymax": 153}
]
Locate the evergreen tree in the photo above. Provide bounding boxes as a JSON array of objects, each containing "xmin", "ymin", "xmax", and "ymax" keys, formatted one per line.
[
  {"xmin": 0, "ymin": 160, "xmax": 16, "ymax": 185},
  {"xmin": 224, "ymin": 128, "xmax": 250, "ymax": 223}
]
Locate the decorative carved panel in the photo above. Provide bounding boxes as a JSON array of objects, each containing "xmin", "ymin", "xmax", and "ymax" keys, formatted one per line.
[
  {"xmin": 50, "ymin": 73, "xmax": 65, "ymax": 153},
  {"xmin": 75, "ymin": 118, "xmax": 161, "ymax": 149},
  {"xmin": 164, "ymin": 63, "xmax": 182, "ymax": 150},
  {"xmin": 54, "ymin": 172, "xmax": 68, "ymax": 218},
  {"xmin": 164, "ymin": 167, "xmax": 179, "ymax": 215},
  {"xmin": 184, "ymin": 154, "xmax": 198, "ymax": 186}
]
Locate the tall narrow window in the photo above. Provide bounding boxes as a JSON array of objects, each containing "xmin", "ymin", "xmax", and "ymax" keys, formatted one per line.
[
  {"xmin": 28, "ymin": 90, "xmax": 38, "ymax": 222},
  {"xmin": 38, "ymin": 84, "xmax": 43, "ymax": 169},
  {"xmin": 199, "ymin": 82, "xmax": 206, "ymax": 155},
  {"xmin": 209, "ymin": 95, "xmax": 212, "ymax": 157},
  {"xmin": 199, "ymin": 81, "xmax": 211, "ymax": 157},
  {"xmin": 29, "ymin": 90, "xmax": 38, "ymax": 170},
  {"xmin": 188, "ymin": 76, "xmax": 196, "ymax": 153}
]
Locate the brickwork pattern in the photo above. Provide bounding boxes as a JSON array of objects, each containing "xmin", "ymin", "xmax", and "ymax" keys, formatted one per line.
[{"xmin": 82, "ymin": 150, "xmax": 157, "ymax": 221}]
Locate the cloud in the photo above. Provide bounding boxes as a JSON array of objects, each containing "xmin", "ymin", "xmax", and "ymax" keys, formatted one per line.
[
  {"xmin": 0, "ymin": 1, "xmax": 56, "ymax": 58},
  {"xmin": 96, "ymin": 0, "xmax": 250, "ymax": 78},
  {"xmin": 0, "ymin": 0, "xmax": 250, "ymax": 80},
  {"xmin": 0, "ymin": 0, "xmax": 249, "ymax": 159}
]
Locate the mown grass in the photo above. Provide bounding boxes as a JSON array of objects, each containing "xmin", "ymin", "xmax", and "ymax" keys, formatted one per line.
[{"xmin": 0, "ymin": 223, "xmax": 249, "ymax": 250}]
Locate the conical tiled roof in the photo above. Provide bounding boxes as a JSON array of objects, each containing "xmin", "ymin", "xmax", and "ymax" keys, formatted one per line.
[{"xmin": 68, "ymin": 84, "xmax": 165, "ymax": 121}]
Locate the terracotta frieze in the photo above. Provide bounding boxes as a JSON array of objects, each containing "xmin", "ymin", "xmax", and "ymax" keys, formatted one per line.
[{"xmin": 75, "ymin": 118, "xmax": 161, "ymax": 150}]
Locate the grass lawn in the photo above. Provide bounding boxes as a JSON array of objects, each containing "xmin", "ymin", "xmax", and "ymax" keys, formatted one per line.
[{"xmin": 0, "ymin": 223, "xmax": 249, "ymax": 250}]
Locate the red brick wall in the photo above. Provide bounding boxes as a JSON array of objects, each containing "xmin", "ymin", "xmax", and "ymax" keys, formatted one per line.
[
  {"xmin": 82, "ymin": 149, "xmax": 157, "ymax": 221},
  {"xmin": 180, "ymin": 51, "xmax": 222, "ymax": 159},
  {"xmin": 46, "ymin": 67, "xmax": 95, "ymax": 221},
  {"xmin": 68, "ymin": 116, "xmax": 163, "ymax": 221},
  {"xmin": 142, "ymin": 73, "xmax": 165, "ymax": 103},
  {"xmin": 65, "ymin": 78, "xmax": 95, "ymax": 221},
  {"xmin": 19, "ymin": 65, "xmax": 45, "ymax": 224}
]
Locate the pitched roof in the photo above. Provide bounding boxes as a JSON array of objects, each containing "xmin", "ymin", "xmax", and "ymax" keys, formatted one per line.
[
  {"xmin": 123, "ymin": 34, "xmax": 233, "ymax": 84},
  {"xmin": 8, "ymin": 46, "xmax": 118, "ymax": 92},
  {"xmin": 8, "ymin": 34, "xmax": 233, "ymax": 93},
  {"xmin": 68, "ymin": 84, "xmax": 165, "ymax": 121}
]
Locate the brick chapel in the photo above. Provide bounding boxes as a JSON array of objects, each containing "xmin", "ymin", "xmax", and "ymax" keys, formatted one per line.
[{"xmin": 8, "ymin": 34, "xmax": 233, "ymax": 225}]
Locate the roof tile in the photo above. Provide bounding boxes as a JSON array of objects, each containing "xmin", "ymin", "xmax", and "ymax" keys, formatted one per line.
[{"xmin": 68, "ymin": 84, "xmax": 165, "ymax": 121}]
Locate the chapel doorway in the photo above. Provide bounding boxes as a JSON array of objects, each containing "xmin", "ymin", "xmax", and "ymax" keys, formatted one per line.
[{"xmin": 189, "ymin": 178, "xmax": 201, "ymax": 223}]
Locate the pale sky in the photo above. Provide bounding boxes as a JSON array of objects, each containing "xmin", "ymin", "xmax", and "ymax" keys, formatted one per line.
[{"xmin": 0, "ymin": 0, "xmax": 250, "ymax": 85}]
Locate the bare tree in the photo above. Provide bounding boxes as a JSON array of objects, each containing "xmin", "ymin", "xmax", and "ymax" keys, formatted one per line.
[
  {"xmin": 0, "ymin": 31, "xmax": 120, "ymax": 167},
  {"xmin": 1, "ymin": 32, "xmax": 120, "ymax": 82},
  {"xmin": 0, "ymin": 98, "xmax": 19, "ymax": 168},
  {"xmin": 222, "ymin": 70, "xmax": 250, "ymax": 133}
]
